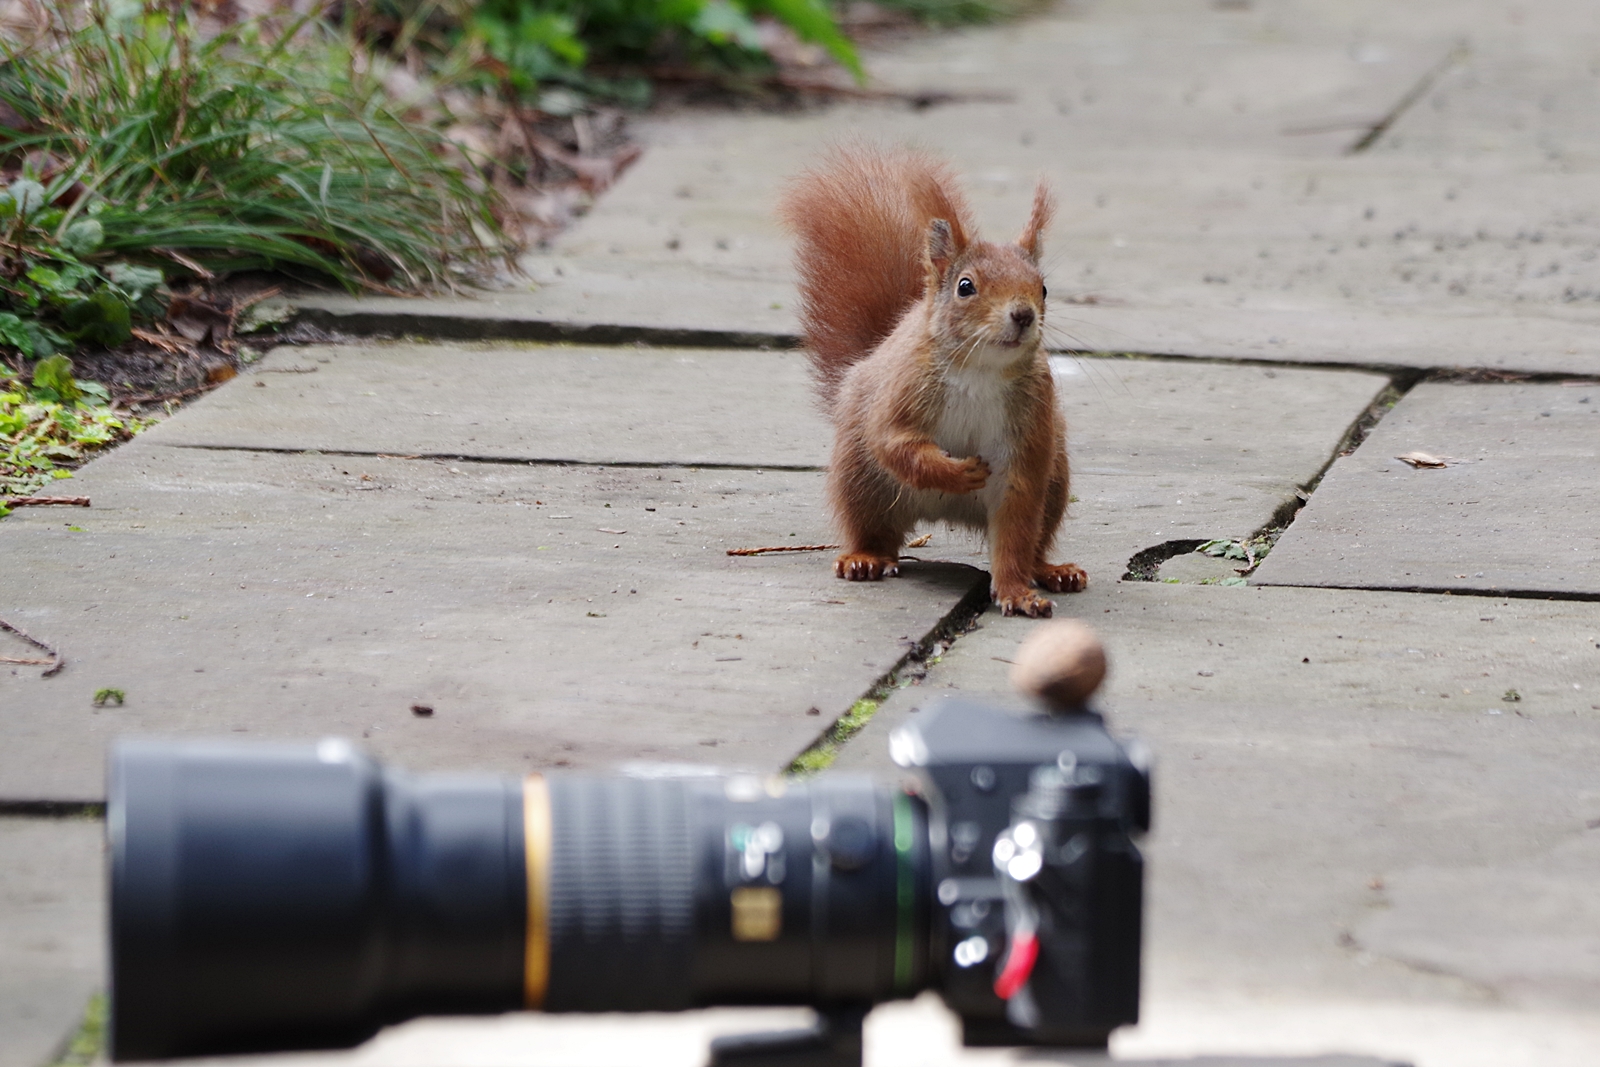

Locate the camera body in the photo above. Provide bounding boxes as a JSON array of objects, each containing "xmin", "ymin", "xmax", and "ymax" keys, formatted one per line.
[
  {"xmin": 892, "ymin": 698, "xmax": 1149, "ymax": 1047},
  {"xmin": 108, "ymin": 698, "xmax": 1148, "ymax": 1063}
]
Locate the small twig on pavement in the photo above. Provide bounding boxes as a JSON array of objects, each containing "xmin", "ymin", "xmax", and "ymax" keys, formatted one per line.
[
  {"xmin": 727, "ymin": 543, "xmax": 839, "ymax": 556},
  {"xmin": 0, "ymin": 616, "xmax": 65, "ymax": 676},
  {"xmin": 729, "ymin": 532, "xmax": 932, "ymax": 557},
  {"xmin": 4, "ymin": 496, "xmax": 90, "ymax": 507}
]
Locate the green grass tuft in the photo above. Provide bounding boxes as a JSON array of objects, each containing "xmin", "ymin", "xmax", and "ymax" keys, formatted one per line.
[
  {"xmin": 785, "ymin": 697, "xmax": 879, "ymax": 776},
  {"xmin": 0, "ymin": 5, "xmax": 506, "ymax": 294},
  {"xmin": 870, "ymin": 0, "xmax": 1043, "ymax": 27},
  {"xmin": 48, "ymin": 992, "xmax": 105, "ymax": 1067}
]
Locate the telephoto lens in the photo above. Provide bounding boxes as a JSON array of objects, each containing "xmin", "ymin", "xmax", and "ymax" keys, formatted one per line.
[
  {"xmin": 109, "ymin": 740, "xmax": 933, "ymax": 1060},
  {"xmin": 109, "ymin": 622, "xmax": 1149, "ymax": 1064}
]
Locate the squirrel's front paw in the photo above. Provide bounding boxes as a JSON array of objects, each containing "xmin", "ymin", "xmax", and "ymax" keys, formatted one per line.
[
  {"xmin": 938, "ymin": 454, "xmax": 990, "ymax": 494},
  {"xmin": 995, "ymin": 586, "xmax": 1053, "ymax": 618},
  {"xmin": 835, "ymin": 552, "xmax": 901, "ymax": 581},
  {"xmin": 1035, "ymin": 563, "xmax": 1088, "ymax": 593}
]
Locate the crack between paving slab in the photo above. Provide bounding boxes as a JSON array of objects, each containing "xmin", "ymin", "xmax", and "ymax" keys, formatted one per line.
[
  {"xmin": 290, "ymin": 306, "xmax": 798, "ymax": 350},
  {"xmin": 45, "ymin": 991, "xmax": 106, "ymax": 1067},
  {"xmin": 1122, "ymin": 373, "xmax": 1420, "ymax": 582},
  {"xmin": 1341, "ymin": 929, "xmax": 1502, "ymax": 1003},
  {"xmin": 1345, "ymin": 41, "xmax": 1470, "ymax": 155},
  {"xmin": 1259, "ymin": 582, "xmax": 1600, "ymax": 604},
  {"xmin": 1053, "ymin": 350, "xmax": 1600, "ymax": 385},
  {"xmin": 165, "ymin": 444, "xmax": 826, "ymax": 473},
  {"xmin": 784, "ymin": 568, "xmax": 992, "ymax": 775},
  {"xmin": 282, "ymin": 304, "xmax": 1600, "ymax": 384},
  {"xmin": 0, "ymin": 799, "xmax": 105, "ymax": 818}
]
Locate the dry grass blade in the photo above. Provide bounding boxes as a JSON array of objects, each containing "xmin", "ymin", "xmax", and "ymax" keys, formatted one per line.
[{"xmin": 0, "ymin": 615, "xmax": 64, "ymax": 676}]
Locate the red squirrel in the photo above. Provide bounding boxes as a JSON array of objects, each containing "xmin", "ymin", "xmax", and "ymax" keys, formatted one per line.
[{"xmin": 778, "ymin": 144, "xmax": 1084, "ymax": 618}]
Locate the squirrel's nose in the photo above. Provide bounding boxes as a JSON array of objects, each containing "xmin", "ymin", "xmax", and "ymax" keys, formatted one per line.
[{"xmin": 1010, "ymin": 307, "xmax": 1036, "ymax": 329}]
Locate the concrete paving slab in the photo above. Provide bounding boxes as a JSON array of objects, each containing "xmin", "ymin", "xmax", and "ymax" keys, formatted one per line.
[
  {"xmin": 1251, "ymin": 381, "xmax": 1600, "ymax": 597},
  {"xmin": 0, "ymin": 442, "xmax": 985, "ymax": 801},
  {"xmin": 157, "ymin": 343, "xmax": 830, "ymax": 469},
  {"xmin": 292, "ymin": 284, "xmax": 1600, "ymax": 378},
  {"xmin": 834, "ymin": 581, "xmax": 1600, "ymax": 1064},
  {"xmin": 1047, "ymin": 359, "xmax": 1385, "ymax": 582},
  {"xmin": 0, "ymin": 350, "xmax": 1380, "ymax": 801},
  {"xmin": 163, "ymin": 342, "xmax": 1386, "ymax": 580},
  {"xmin": 291, "ymin": 263, "xmax": 796, "ymax": 349},
  {"xmin": 287, "ymin": 0, "xmax": 1600, "ymax": 374},
  {"xmin": 0, "ymin": 816, "xmax": 103, "ymax": 1067}
]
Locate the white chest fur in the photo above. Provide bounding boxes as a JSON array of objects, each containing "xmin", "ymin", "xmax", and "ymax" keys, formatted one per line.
[{"xmin": 931, "ymin": 362, "xmax": 1015, "ymax": 517}]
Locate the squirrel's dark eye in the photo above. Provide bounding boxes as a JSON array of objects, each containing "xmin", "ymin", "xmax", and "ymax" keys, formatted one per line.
[
  {"xmin": 957, "ymin": 277, "xmax": 976, "ymax": 298},
  {"xmin": 1042, "ymin": 285, "xmax": 1048, "ymax": 299}
]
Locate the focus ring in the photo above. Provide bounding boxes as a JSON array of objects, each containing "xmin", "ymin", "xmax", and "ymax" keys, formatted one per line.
[{"xmin": 543, "ymin": 776, "xmax": 695, "ymax": 1011}]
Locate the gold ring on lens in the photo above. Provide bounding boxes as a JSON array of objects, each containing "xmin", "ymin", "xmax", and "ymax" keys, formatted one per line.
[{"xmin": 522, "ymin": 776, "xmax": 551, "ymax": 1009}]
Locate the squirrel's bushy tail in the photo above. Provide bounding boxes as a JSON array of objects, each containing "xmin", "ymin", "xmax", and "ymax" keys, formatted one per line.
[{"xmin": 778, "ymin": 144, "xmax": 974, "ymax": 408}]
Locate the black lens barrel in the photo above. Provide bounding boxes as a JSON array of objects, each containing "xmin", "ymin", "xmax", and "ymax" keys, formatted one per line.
[
  {"xmin": 109, "ymin": 742, "xmax": 931, "ymax": 1061},
  {"xmin": 110, "ymin": 739, "xmax": 526, "ymax": 1060}
]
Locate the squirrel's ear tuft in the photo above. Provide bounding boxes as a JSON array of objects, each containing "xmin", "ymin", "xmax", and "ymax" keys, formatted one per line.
[
  {"xmin": 926, "ymin": 217, "xmax": 958, "ymax": 285},
  {"xmin": 1017, "ymin": 178, "xmax": 1055, "ymax": 265}
]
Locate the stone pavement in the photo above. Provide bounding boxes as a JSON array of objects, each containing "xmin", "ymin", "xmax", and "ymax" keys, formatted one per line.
[{"xmin": 4, "ymin": 2, "xmax": 1600, "ymax": 1066}]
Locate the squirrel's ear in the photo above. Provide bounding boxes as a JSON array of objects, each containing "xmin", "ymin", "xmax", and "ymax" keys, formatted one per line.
[
  {"xmin": 926, "ymin": 218, "xmax": 958, "ymax": 285},
  {"xmin": 1017, "ymin": 178, "xmax": 1055, "ymax": 265}
]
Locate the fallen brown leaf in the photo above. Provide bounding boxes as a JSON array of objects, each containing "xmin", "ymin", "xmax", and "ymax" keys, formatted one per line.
[
  {"xmin": 167, "ymin": 292, "xmax": 234, "ymax": 344},
  {"xmin": 1395, "ymin": 451, "xmax": 1451, "ymax": 468}
]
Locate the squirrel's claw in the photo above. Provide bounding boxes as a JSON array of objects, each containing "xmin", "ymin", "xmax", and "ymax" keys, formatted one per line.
[
  {"xmin": 996, "ymin": 587, "xmax": 1054, "ymax": 618},
  {"xmin": 935, "ymin": 454, "xmax": 989, "ymax": 494},
  {"xmin": 1035, "ymin": 563, "xmax": 1088, "ymax": 593},
  {"xmin": 835, "ymin": 553, "xmax": 901, "ymax": 581},
  {"xmin": 957, "ymin": 455, "xmax": 991, "ymax": 492}
]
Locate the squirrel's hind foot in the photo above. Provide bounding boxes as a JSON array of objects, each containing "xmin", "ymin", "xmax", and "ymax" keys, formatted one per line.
[
  {"xmin": 1036, "ymin": 563, "xmax": 1088, "ymax": 593},
  {"xmin": 836, "ymin": 552, "xmax": 901, "ymax": 581},
  {"xmin": 996, "ymin": 586, "xmax": 1054, "ymax": 618}
]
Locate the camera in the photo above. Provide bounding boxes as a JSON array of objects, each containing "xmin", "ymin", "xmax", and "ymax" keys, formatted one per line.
[{"xmin": 110, "ymin": 690, "xmax": 1149, "ymax": 1064}]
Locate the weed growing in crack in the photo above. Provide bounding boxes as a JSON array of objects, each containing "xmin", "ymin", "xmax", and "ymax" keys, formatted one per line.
[
  {"xmin": 787, "ymin": 697, "xmax": 879, "ymax": 776},
  {"xmin": 1196, "ymin": 534, "xmax": 1277, "ymax": 577},
  {"xmin": 785, "ymin": 577, "xmax": 991, "ymax": 775},
  {"xmin": 47, "ymin": 992, "xmax": 105, "ymax": 1067}
]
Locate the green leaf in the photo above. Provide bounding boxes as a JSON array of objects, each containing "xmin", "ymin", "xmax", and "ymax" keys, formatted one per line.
[
  {"xmin": 751, "ymin": 0, "xmax": 865, "ymax": 82},
  {"xmin": 77, "ymin": 380, "xmax": 110, "ymax": 403},
  {"xmin": 0, "ymin": 313, "xmax": 38, "ymax": 357},
  {"xmin": 7, "ymin": 178, "xmax": 46, "ymax": 216},
  {"xmin": 25, "ymin": 265, "xmax": 68, "ymax": 295},
  {"xmin": 60, "ymin": 218, "xmax": 105, "ymax": 255},
  {"xmin": 31, "ymin": 355, "xmax": 82, "ymax": 404},
  {"xmin": 105, "ymin": 263, "xmax": 165, "ymax": 303},
  {"xmin": 692, "ymin": 0, "xmax": 766, "ymax": 50},
  {"xmin": 62, "ymin": 293, "xmax": 133, "ymax": 348}
]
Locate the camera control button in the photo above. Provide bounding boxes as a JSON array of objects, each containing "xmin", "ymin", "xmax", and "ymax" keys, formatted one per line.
[
  {"xmin": 823, "ymin": 815, "xmax": 875, "ymax": 871},
  {"xmin": 953, "ymin": 936, "xmax": 989, "ymax": 968}
]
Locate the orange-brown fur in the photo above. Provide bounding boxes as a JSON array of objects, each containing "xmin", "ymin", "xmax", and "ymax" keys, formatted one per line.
[{"xmin": 778, "ymin": 144, "xmax": 1085, "ymax": 617}]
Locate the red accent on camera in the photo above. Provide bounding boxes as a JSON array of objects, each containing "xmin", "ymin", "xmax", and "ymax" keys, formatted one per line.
[{"xmin": 992, "ymin": 930, "xmax": 1038, "ymax": 1000}]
